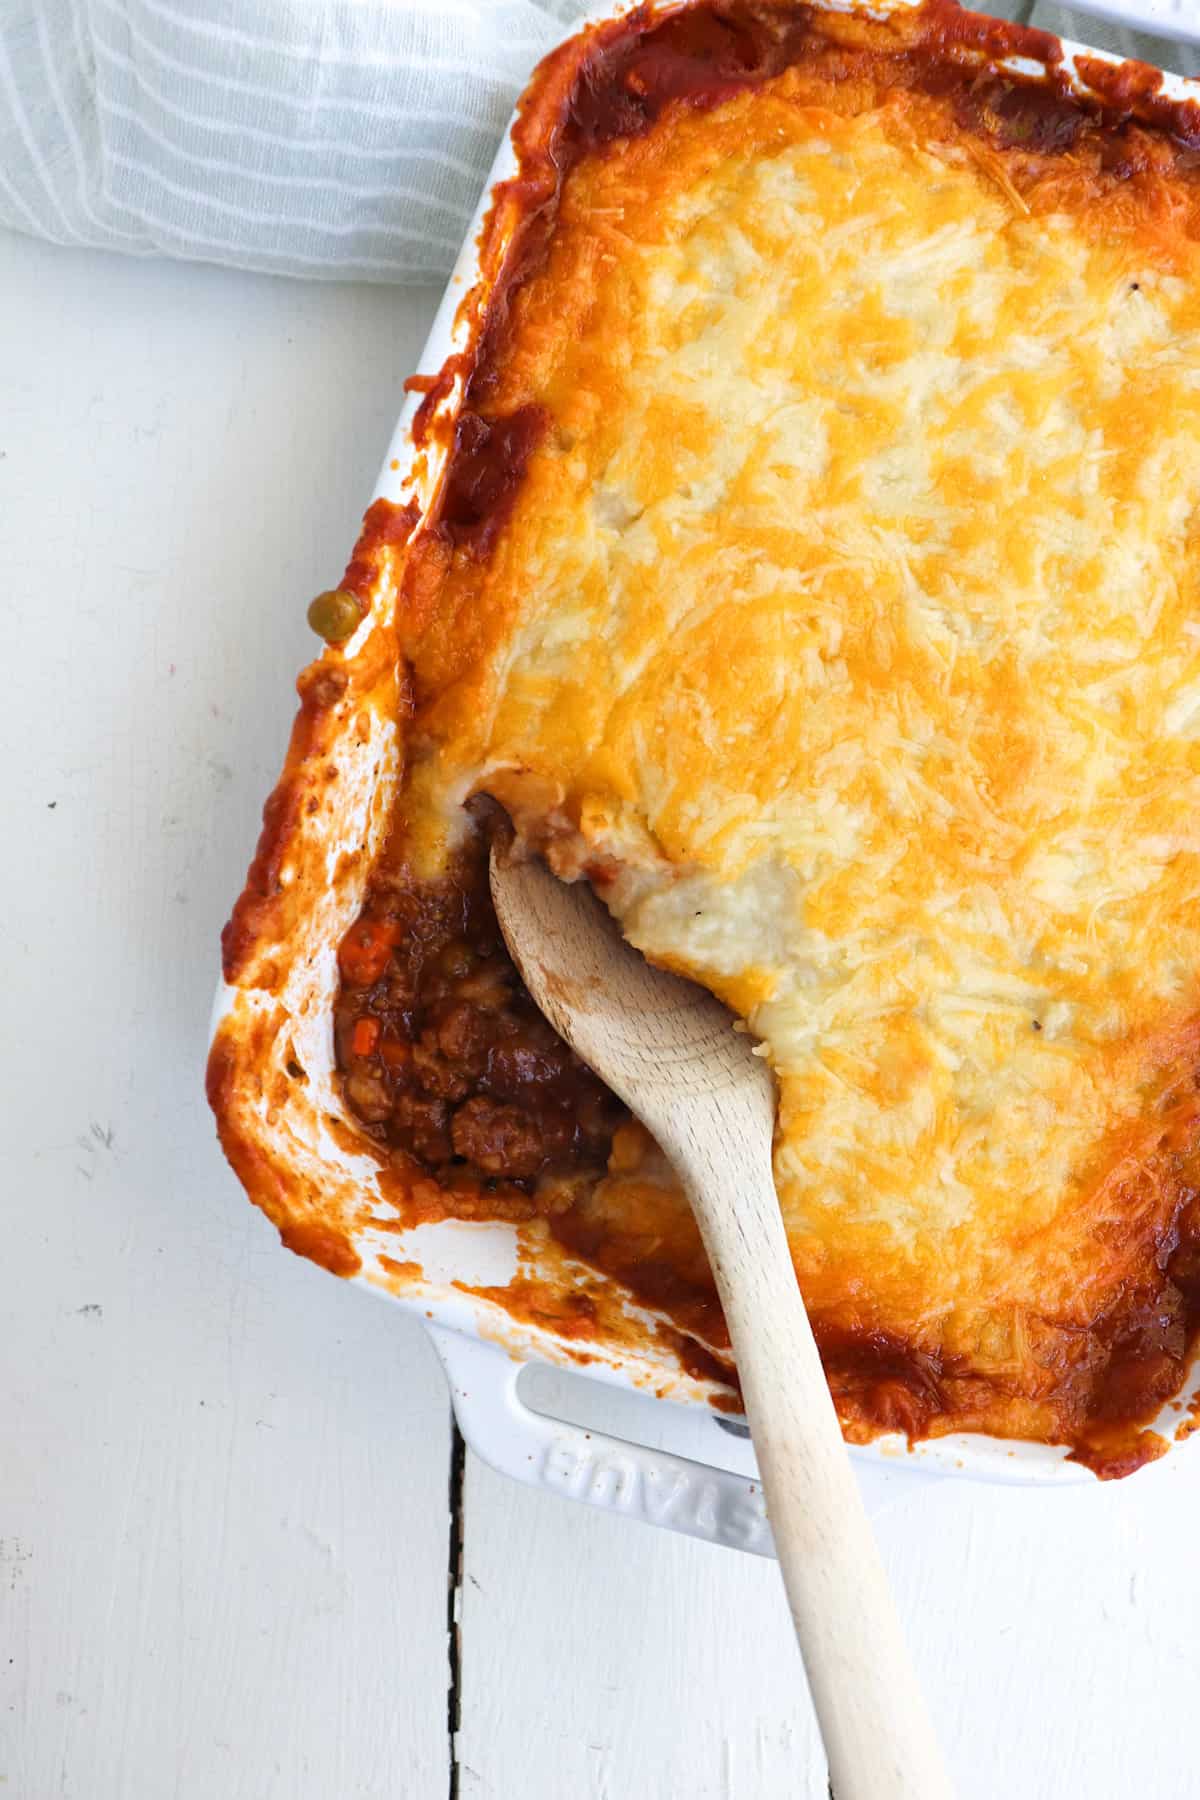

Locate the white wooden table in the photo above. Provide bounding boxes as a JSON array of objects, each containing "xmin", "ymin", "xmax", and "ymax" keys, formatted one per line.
[{"xmin": 3, "ymin": 224, "xmax": 1198, "ymax": 1800}]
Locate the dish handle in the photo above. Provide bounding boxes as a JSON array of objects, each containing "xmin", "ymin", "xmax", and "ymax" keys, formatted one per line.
[{"xmin": 429, "ymin": 1327, "xmax": 777, "ymax": 1557}]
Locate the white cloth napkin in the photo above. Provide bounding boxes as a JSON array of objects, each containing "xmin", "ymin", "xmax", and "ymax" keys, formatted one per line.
[{"xmin": 1, "ymin": 1, "xmax": 1195, "ymax": 285}]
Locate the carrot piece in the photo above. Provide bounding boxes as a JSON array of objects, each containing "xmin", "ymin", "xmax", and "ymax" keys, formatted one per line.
[
  {"xmin": 350, "ymin": 1016, "xmax": 381, "ymax": 1058},
  {"xmin": 338, "ymin": 916, "xmax": 401, "ymax": 986},
  {"xmin": 379, "ymin": 1035, "xmax": 412, "ymax": 1071}
]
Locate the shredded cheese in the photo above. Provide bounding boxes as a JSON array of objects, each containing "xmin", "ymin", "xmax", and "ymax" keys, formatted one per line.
[{"xmin": 402, "ymin": 75, "xmax": 1200, "ymax": 1375}]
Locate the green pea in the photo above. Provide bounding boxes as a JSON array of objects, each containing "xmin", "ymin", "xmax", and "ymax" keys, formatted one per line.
[{"xmin": 307, "ymin": 589, "xmax": 362, "ymax": 643}]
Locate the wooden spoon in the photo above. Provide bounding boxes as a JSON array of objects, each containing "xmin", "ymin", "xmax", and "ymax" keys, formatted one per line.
[{"xmin": 490, "ymin": 845, "xmax": 953, "ymax": 1800}]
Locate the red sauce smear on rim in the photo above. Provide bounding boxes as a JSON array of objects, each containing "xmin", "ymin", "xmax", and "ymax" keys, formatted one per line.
[{"xmin": 341, "ymin": 497, "xmax": 421, "ymax": 605}]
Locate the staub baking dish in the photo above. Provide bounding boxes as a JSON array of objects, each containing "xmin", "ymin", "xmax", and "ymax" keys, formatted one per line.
[{"xmin": 210, "ymin": 0, "xmax": 1200, "ymax": 1548}]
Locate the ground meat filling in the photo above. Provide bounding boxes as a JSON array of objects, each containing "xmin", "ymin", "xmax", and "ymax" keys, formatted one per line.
[{"xmin": 334, "ymin": 837, "xmax": 627, "ymax": 1209}]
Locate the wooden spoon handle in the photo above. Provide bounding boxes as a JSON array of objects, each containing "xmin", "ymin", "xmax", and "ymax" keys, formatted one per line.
[{"xmin": 675, "ymin": 1101, "xmax": 953, "ymax": 1800}]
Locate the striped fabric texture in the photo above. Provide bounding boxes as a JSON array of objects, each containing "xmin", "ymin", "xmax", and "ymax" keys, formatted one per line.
[{"xmin": 1, "ymin": 0, "xmax": 1196, "ymax": 285}]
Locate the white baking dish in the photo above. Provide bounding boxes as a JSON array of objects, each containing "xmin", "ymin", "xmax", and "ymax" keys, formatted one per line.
[
  {"xmin": 1070, "ymin": 0, "xmax": 1200, "ymax": 46},
  {"xmin": 210, "ymin": 0, "xmax": 1200, "ymax": 1549}
]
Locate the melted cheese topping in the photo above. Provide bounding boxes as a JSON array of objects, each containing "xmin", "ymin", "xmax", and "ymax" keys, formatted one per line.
[{"xmin": 401, "ymin": 70, "xmax": 1200, "ymax": 1416}]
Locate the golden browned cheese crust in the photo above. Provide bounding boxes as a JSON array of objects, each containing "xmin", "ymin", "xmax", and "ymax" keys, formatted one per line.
[{"xmin": 392, "ymin": 5, "xmax": 1200, "ymax": 1466}]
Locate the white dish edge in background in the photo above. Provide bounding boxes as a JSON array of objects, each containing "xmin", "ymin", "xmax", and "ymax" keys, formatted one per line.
[{"xmin": 1068, "ymin": 0, "xmax": 1200, "ymax": 49}]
